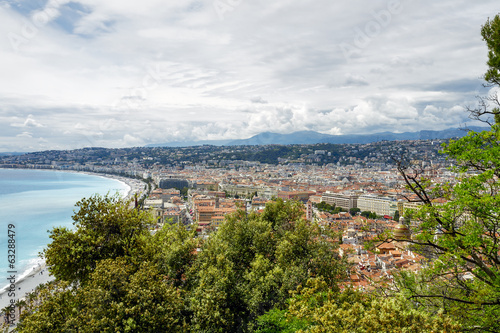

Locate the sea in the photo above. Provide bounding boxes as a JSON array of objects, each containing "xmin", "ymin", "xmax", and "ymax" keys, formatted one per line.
[{"xmin": 0, "ymin": 168, "xmax": 130, "ymax": 291}]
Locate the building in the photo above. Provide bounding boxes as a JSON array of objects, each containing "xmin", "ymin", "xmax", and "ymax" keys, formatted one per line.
[
  {"xmin": 306, "ymin": 200, "xmax": 313, "ymax": 221},
  {"xmin": 159, "ymin": 178, "xmax": 189, "ymax": 190},
  {"xmin": 357, "ymin": 194, "xmax": 398, "ymax": 217},
  {"xmin": 192, "ymin": 196, "xmax": 244, "ymax": 230},
  {"xmin": 321, "ymin": 191, "xmax": 359, "ymax": 210},
  {"xmin": 278, "ymin": 191, "xmax": 314, "ymax": 203},
  {"xmin": 219, "ymin": 184, "xmax": 278, "ymax": 199}
]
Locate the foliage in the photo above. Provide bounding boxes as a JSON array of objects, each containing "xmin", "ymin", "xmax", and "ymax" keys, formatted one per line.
[
  {"xmin": 316, "ymin": 201, "xmax": 344, "ymax": 214},
  {"xmin": 254, "ymin": 308, "xmax": 309, "ymax": 333},
  {"xmin": 360, "ymin": 211, "xmax": 377, "ymax": 219},
  {"xmin": 395, "ymin": 124, "xmax": 500, "ymax": 331},
  {"xmin": 188, "ymin": 199, "xmax": 348, "ymax": 332},
  {"xmin": 349, "ymin": 207, "xmax": 361, "ymax": 215},
  {"xmin": 180, "ymin": 186, "xmax": 189, "ymax": 197},
  {"xmin": 17, "ymin": 258, "xmax": 187, "ymax": 333},
  {"xmin": 392, "ymin": 14, "xmax": 500, "ymax": 331},
  {"xmin": 259, "ymin": 278, "xmax": 460, "ymax": 333},
  {"xmin": 469, "ymin": 14, "xmax": 500, "ymax": 124},
  {"xmin": 147, "ymin": 222, "xmax": 200, "ymax": 289},
  {"xmin": 482, "ymin": 15, "xmax": 500, "ymax": 87},
  {"xmin": 16, "ymin": 196, "xmax": 348, "ymax": 332},
  {"xmin": 43, "ymin": 194, "xmax": 154, "ymax": 285},
  {"xmin": 393, "ymin": 209, "xmax": 400, "ymax": 221}
]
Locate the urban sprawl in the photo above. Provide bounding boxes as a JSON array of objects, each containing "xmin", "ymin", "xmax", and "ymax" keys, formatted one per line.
[{"xmin": 0, "ymin": 139, "xmax": 456, "ymax": 289}]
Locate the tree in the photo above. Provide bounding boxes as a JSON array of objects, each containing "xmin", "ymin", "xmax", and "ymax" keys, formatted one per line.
[
  {"xmin": 17, "ymin": 196, "xmax": 194, "ymax": 332},
  {"xmin": 360, "ymin": 211, "xmax": 377, "ymax": 219},
  {"xmin": 393, "ymin": 209, "xmax": 400, "ymax": 221},
  {"xmin": 188, "ymin": 199, "xmax": 348, "ymax": 332},
  {"xmin": 43, "ymin": 194, "xmax": 154, "ymax": 285},
  {"xmin": 395, "ymin": 125, "xmax": 500, "ymax": 331},
  {"xmin": 15, "ymin": 280, "xmax": 77, "ymax": 332},
  {"xmin": 147, "ymin": 222, "xmax": 200, "ymax": 289},
  {"xmin": 468, "ymin": 14, "xmax": 500, "ymax": 124},
  {"xmin": 482, "ymin": 15, "xmax": 500, "ymax": 87},
  {"xmin": 20, "ymin": 197, "xmax": 348, "ymax": 332},
  {"xmin": 17, "ymin": 258, "xmax": 187, "ymax": 332},
  {"xmin": 349, "ymin": 207, "xmax": 361, "ymax": 216},
  {"xmin": 180, "ymin": 186, "xmax": 189, "ymax": 198},
  {"xmin": 254, "ymin": 308, "xmax": 309, "ymax": 333},
  {"xmin": 270, "ymin": 278, "xmax": 461, "ymax": 333},
  {"xmin": 391, "ymin": 13, "xmax": 500, "ymax": 332}
]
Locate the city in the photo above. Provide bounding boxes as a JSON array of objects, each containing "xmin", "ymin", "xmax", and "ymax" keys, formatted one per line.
[{"xmin": 0, "ymin": 138, "xmax": 458, "ymax": 291}]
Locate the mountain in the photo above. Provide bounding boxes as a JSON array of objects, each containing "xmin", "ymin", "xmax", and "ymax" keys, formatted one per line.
[
  {"xmin": 145, "ymin": 126, "xmax": 489, "ymax": 148},
  {"xmin": 0, "ymin": 152, "xmax": 26, "ymax": 156}
]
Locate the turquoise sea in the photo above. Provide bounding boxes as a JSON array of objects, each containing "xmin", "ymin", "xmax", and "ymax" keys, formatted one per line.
[{"xmin": 0, "ymin": 169, "xmax": 129, "ymax": 290}]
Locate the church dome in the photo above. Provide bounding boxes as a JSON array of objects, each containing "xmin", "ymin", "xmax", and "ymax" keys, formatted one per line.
[{"xmin": 394, "ymin": 217, "xmax": 411, "ymax": 240}]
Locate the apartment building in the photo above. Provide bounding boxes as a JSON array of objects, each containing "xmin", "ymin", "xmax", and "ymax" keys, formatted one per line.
[
  {"xmin": 357, "ymin": 194, "xmax": 398, "ymax": 217},
  {"xmin": 321, "ymin": 191, "xmax": 359, "ymax": 210}
]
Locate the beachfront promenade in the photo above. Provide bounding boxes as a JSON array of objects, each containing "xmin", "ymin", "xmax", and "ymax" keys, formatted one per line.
[{"xmin": 96, "ymin": 173, "xmax": 149, "ymax": 202}]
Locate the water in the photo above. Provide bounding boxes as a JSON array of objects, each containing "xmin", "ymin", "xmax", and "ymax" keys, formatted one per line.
[{"xmin": 0, "ymin": 169, "xmax": 130, "ymax": 290}]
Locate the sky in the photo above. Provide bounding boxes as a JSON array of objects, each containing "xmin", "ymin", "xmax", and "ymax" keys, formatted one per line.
[{"xmin": 1, "ymin": 0, "xmax": 500, "ymax": 152}]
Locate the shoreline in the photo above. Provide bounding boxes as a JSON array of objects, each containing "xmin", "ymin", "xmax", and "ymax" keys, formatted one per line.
[
  {"xmin": 0, "ymin": 168, "xmax": 149, "ymax": 311},
  {"xmin": 0, "ymin": 261, "xmax": 53, "ymax": 310},
  {"xmin": 0, "ymin": 167, "xmax": 148, "ymax": 201}
]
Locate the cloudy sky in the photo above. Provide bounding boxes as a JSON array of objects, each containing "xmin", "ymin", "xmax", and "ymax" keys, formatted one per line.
[{"xmin": 1, "ymin": 0, "xmax": 499, "ymax": 152}]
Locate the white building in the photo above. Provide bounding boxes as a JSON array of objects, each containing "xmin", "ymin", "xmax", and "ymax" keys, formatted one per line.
[
  {"xmin": 357, "ymin": 194, "xmax": 398, "ymax": 217},
  {"xmin": 321, "ymin": 191, "xmax": 359, "ymax": 210}
]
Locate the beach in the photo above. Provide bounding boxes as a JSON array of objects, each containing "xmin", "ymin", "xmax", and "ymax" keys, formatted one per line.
[
  {"xmin": 54, "ymin": 170, "xmax": 149, "ymax": 202},
  {"xmin": 97, "ymin": 173, "xmax": 148, "ymax": 201},
  {"xmin": 0, "ymin": 262, "xmax": 53, "ymax": 311}
]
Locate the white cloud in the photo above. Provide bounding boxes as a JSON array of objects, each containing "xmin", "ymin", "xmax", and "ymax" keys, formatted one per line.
[
  {"xmin": 10, "ymin": 114, "xmax": 44, "ymax": 128},
  {"xmin": 0, "ymin": 0, "xmax": 499, "ymax": 151},
  {"xmin": 344, "ymin": 74, "xmax": 369, "ymax": 87},
  {"xmin": 16, "ymin": 131, "xmax": 33, "ymax": 138}
]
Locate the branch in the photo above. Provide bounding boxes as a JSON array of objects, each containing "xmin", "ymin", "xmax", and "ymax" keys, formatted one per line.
[{"xmin": 408, "ymin": 294, "xmax": 500, "ymax": 306}]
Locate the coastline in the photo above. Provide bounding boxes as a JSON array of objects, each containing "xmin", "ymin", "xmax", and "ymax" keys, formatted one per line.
[
  {"xmin": 0, "ymin": 260, "xmax": 53, "ymax": 310},
  {"xmin": 72, "ymin": 171, "xmax": 148, "ymax": 201},
  {"xmin": 0, "ymin": 169, "xmax": 149, "ymax": 312},
  {"xmin": 0, "ymin": 167, "xmax": 148, "ymax": 201}
]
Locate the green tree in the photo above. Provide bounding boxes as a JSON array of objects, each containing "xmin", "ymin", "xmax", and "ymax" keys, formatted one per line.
[
  {"xmin": 391, "ymin": 14, "xmax": 500, "ymax": 332},
  {"xmin": 349, "ymin": 207, "xmax": 361, "ymax": 216},
  {"xmin": 188, "ymin": 199, "xmax": 348, "ymax": 332},
  {"xmin": 15, "ymin": 281, "xmax": 76, "ymax": 332},
  {"xmin": 360, "ymin": 211, "xmax": 377, "ymax": 219},
  {"xmin": 395, "ymin": 125, "xmax": 500, "ymax": 331},
  {"xmin": 254, "ymin": 308, "xmax": 309, "ymax": 333},
  {"xmin": 469, "ymin": 14, "xmax": 500, "ymax": 124},
  {"xmin": 275, "ymin": 278, "xmax": 460, "ymax": 333},
  {"xmin": 180, "ymin": 186, "xmax": 189, "ymax": 198},
  {"xmin": 482, "ymin": 15, "xmax": 500, "ymax": 87},
  {"xmin": 43, "ymin": 194, "xmax": 154, "ymax": 285},
  {"xmin": 393, "ymin": 209, "xmax": 400, "ymax": 221},
  {"xmin": 17, "ymin": 258, "xmax": 187, "ymax": 333},
  {"xmin": 147, "ymin": 222, "xmax": 200, "ymax": 289},
  {"xmin": 17, "ymin": 196, "xmax": 195, "ymax": 332}
]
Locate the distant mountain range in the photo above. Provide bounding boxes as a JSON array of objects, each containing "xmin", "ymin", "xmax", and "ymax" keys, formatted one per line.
[
  {"xmin": 0, "ymin": 152, "xmax": 27, "ymax": 156},
  {"xmin": 146, "ymin": 126, "xmax": 489, "ymax": 148}
]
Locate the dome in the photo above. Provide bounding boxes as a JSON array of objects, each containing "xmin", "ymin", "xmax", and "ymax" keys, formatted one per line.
[{"xmin": 394, "ymin": 217, "xmax": 411, "ymax": 240}]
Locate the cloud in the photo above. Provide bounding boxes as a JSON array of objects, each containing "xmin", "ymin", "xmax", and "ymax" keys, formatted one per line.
[
  {"xmin": 250, "ymin": 96, "xmax": 268, "ymax": 104},
  {"xmin": 16, "ymin": 131, "xmax": 33, "ymax": 138},
  {"xmin": 0, "ymin": 0, "xmax": 498, "ymax": 152},
  {"xmin": 10, "ymin": 115, "xmax": 44, "ymax": 128},
  {"xmin": 344, "ymin": 73, "xmax": 369, "ymax": 87}
]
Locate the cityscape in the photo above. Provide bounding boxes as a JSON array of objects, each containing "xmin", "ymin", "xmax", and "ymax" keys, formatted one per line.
[
  {"xmin": 1, "ymin": 0, "xmax": 499, "ymax": 331},
  {"xmin": 0, "ymin": 137, "xmax": 457, "ymax": 290}
]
